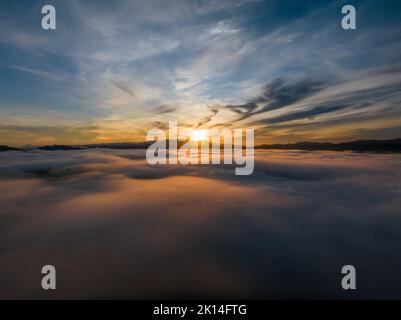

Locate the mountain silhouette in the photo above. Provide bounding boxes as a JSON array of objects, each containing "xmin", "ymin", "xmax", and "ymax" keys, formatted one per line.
[
  {"xmin": 1, "ymin": 139, "xmax": 401, "ymax": 153},
  {"xmin": 256, "ymin": 139, "xmax": 401, "ymax": 152},
  {"xmin": 0, "ymin": 145, "xmax": 21, "ymax": 152}
]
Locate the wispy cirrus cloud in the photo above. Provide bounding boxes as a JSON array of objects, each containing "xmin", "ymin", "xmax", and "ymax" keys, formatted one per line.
[{"xmin": 8, "ymin": 65, "xmax": 68, "ymax": 82}]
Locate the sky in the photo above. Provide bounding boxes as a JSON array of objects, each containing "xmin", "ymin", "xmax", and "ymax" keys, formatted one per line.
[{"xmin": 0, "ymin": 0, "xmax": 401, "ymax": 146}]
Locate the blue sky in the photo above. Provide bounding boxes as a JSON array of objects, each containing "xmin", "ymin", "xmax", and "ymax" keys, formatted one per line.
[{"xmin": 0, "ymin": 0, "xmax": 401, "ymax": 145}]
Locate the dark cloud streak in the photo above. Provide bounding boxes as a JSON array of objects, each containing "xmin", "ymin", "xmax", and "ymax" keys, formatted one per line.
[{"xmin": 224, "ymin": 78, "xmax": 326, "ymax": 121}]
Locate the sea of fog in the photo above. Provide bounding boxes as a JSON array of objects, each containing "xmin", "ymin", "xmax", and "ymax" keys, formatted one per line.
[{"xmin": 0, "ymin": 149, "xmax": 401, "ymax": 299}]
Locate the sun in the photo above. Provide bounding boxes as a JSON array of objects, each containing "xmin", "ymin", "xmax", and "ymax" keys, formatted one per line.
[{"xmin": 191, "ymin": 129, "xmax": 209, "ymax": 141}]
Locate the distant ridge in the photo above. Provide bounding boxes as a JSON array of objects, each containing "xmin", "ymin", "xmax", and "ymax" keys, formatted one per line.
[
  {"xmin": 0, "ymin": 145, "xmax": 21, "ymax": 152},
  {"xmin": 1, "ymin": 139, "xmax": 401, "ymax": 153},
  {"xmin": 39, "ymin": 145, "xmax": 84, "ymax": 151},
  {"xmin": 255, "ymin": 139, "xmax": 401, "ymax": 152},
  {"xmin": 0, "ymin": 142, "xmax": 153, "ymax": 151},
  {"xmin": 85, "ymin": 142, "xmax": 152, "ymax": 149}
]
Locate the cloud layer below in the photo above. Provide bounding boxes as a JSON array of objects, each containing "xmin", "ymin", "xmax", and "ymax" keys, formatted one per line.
[{"xmin": 1, "ymin": 149, "xmax": 401, "ymax": 298}]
